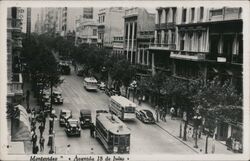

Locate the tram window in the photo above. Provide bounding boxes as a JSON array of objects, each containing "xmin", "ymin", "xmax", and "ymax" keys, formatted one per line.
[{"xmin": 114, "ymin": 136, "xmax": 119, "ymax": 145}]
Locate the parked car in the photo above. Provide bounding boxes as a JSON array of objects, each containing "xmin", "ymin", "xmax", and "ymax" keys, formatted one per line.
[
  {"xmin": 105, "ymin": 88, "xmax": 120, "ymax": 96},
  {"xmin": 52, "ymin": 91, "xmax": 63, "ymax": 104},
  {"xmin": 98, "ymin": 82, "xmax": 106, "ymax": 90},
  {"xmin": 136, "ymin": 109, "xmax": 155, "ymax": 124},
  {"xmin": 79, "ymin": 109, "xmax": 92, "ymax": 129},
  {"xmin": 65, "ymin": 119, "xmax": 81, "ymax": 137},
  {"xmin": 59, "ymin": 109, "xmax": 72, "ymax": 127},
  {"xmin": 96, "ymin": 109, "xmax": 109, "ymax": 116}
]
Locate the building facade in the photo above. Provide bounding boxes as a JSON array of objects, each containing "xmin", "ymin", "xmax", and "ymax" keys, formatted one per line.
[
  {"xmin": 7, "ymin": 7, "xmax": 24, "ymax": 105},
  {"xmin": 75, "ymin": 18, "xmax": 98, "ymax": 45},
  {"xmin": 123, "ymin": 8, "xmax": 155, "ymax": 66},
  {"xmin": 26, "ymin": 8, "xmax": 31, "ymax": 37},
  {"xmin": 97, "ymin": 7, "xmax": 125, "ymax": 48},
  {"xmin": 150, "ymin": 6, "xmax": 243, "ymax": 141}
]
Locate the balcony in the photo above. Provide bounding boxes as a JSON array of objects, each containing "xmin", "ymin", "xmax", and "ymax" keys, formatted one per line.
[
  {"xmin": 170, "ymin": 51, "xmax": 207, "ymax": 61},
  {"xmin": 149, "ymin": 43, "xmax": 176, "ymax": 50},
  {"xmin": 7, "ymin": 73, "xmax": 23, "ymax": 97},
  {"xmin": 161, "ymin": 22, "xmax": 176, "ymax": 29},
  {"xmin": 7, "ymin": 18, "xmax": 22, "ymax": 32},
  {"xmin": 210, "ymin": 7, "xmax": 241, "ymax": 22}
]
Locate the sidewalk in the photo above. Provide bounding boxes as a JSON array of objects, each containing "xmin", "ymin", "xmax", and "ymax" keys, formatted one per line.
[
  {"xmin": 22, "ymin": 80, "xmax": 55, "ymax": 154},
  {"xmin": 129, "ymin": 97, "xmax": 234, "ymax": 154}
]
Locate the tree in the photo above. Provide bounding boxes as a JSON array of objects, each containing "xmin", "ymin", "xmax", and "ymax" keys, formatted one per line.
[{"xmin": 188, "ymin": 76, "xmax": 242, "ymax": 152}]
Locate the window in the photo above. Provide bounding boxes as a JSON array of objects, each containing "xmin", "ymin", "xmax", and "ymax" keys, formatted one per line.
[
  {"xmin": 93, "ymin": 29, "xmax": 97, "ymax": 36},
  {"xmin": 200, "ymin": 7, "xmax": 204, "ymax": 20},
  {"xmin": 180, "ymin": 34, "xmax": 185, "ymax": 50},
  {"xmin": 182, "ymin": 8, "xmax": 187, "ymax": 22},
  {"xmin": 191, "ymin": 8, "xmax": 195, "ymax": 22},
  {"xmin": 103, "ymin": 16, "xmax": 105, "ymax": 22}
]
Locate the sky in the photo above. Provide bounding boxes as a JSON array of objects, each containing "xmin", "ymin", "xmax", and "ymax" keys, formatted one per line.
[{"xmin": 21, "ymin": 7, "xmax": 157, "ymax": 33}]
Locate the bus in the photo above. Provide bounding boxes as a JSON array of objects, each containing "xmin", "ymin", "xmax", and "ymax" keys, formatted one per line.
[
  {"xmin": 83, "ymin": 77, "xmax": 98, "ymax": 91},
  {"xmin": 109, "ymin": 95, "xmax": 136, "ymax": 120},
  {"xmin": 95, "ymin": 113, "xmax": 130, "ymax": 154}
]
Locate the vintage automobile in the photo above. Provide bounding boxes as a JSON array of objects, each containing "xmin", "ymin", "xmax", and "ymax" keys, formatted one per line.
[
  {"xmin": 79, "ymin": 109, "xmax": 92, "ymax": 129},
  {"xmin": 52, "ymin": 91, "xmax": 64, "ymax": 104},
  {"xmin": 136, "ymin": 109, "xmax": 155, "ymax": 124},
  {"xmin": 65, "ymin": 119, "xmax": 81, "ymax": 137},
  {"xmin": 59, "ymin": 109, "xmax": 72, "ymax": 127}
]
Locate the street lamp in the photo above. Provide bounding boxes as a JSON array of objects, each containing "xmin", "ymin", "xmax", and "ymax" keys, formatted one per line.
[{"xmin": 193, "ymin": 113, "xmax": 202, "ymax": 149}]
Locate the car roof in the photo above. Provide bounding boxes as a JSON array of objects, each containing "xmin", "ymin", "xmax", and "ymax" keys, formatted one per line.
[
  {"xmin": 67, "ymin": 118, "xmax": 78, "ymax": 122},
  {"xmin": 80, "ymin": 109, "xmax": 91, "ymax": 114},
  {"xmin": 61, "ymin": 109, "xmax": 71, "ymax": 113}
]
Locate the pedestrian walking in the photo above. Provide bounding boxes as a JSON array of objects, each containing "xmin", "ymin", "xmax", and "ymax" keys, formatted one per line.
[
  {"xmin": 49, "ymin": 117, "xmax": 53, "ymax": 133},
  {"xmin": 32, "ymin": 133, "xmax": 38, "ymax": 147},
  {"xmin": 26, "ymin": 90, "xmax": 30, "ymax": 109},
  {"xmin": 39, "ymin": 136, "xmax": 45, "ymax": 152},
  {"xmin": 39, "ymin": 123, "xmax": 45, "ymax": 137},
  {"xmin": 90, "ymin": 123, "xmax": 95, "ymax": 137},
  {"xmin": 170, "ymin": 107, "xmax": 175, "ymax": 120},
  {"xmin": 32, "ymin": 144, "xmax": 39, "ymax": 154},
  {"xmin": 162, "ymin": 110, "xmax": 167, "ymax": 122},
  {"xmin": 138, "ymin": 96, "xmax": 142, "ymax": 105}
]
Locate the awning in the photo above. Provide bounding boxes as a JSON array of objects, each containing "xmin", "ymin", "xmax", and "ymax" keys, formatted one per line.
[{"xmin": 11, "ymin": 105, "xmax": 31, "ymax": 141}]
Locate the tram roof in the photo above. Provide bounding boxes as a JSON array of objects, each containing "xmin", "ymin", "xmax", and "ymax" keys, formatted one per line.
[
  {"xmin": 84, "ymin": 77, "xmax": 97, "ymax": 83},
  {"xmin": 97, "ymin": 113, "xmax": 130, "ymax": 135},
  {"xmin": 110, "ymin": 95, "xmax": 136, "ymax": 107}
]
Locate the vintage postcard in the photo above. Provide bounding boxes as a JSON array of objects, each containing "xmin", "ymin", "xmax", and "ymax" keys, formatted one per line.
[{"xmin": 0, "ymin": 1, "xmax": 249, "ymax": 161}]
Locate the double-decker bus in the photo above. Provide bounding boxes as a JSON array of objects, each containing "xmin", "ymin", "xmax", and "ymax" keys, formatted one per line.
[
  {"xmin": 95, "ymin": 113, "xmax": 130, "ymax": 154},
  {"xmin": 83, "ymin": 77, "xmax": 98, "ymax": 91},
  {"xmin": 109, "ymin": 95, "xmax": 136, "ymax": 120}
]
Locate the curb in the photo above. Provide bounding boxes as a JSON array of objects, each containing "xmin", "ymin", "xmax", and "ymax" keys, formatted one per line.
[{"xmin": 155, "ymin": 123, "xmax": 200, "ymax": 154}]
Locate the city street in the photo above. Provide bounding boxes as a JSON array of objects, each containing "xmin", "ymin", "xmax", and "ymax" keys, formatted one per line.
[{"xmin": 48, "ymin": 70, "xmax": 196, "ymax": 155}]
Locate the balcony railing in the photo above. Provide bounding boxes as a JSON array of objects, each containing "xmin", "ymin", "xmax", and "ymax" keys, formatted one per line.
[
  {"xmin": 149, "ymin": 43, "xmax": 176, "ymax": 50},
  {"xmin": 170, "ymin": 51, "xmax": 207, "ymax": 61},
  {"xmin": 7, "ymin": 18, "xmax": 22, "ymax": 31}
]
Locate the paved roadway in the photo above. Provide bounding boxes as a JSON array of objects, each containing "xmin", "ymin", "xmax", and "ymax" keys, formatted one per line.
[{"xmin": 52, "ymin": 71, "xmax": 196, "ymax": 155}]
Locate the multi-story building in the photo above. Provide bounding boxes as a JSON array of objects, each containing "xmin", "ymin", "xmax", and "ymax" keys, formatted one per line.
[
  {"xmin": 36, "ymin": 8, "xmax": 82, "ymax": 37},
  {"xmin": 75, "ymin": 18, "xmax": 98, "ymax": 45},
  {"xmin": 148, "ymin": 7, "xmax": 179, "ymax": 75},
  {"xmin": 26, "ymin": 8, "xmax": 31, "ymax": 37},
  {"xmin": 7, "ymin": 7, "xmax": 24, "ymax": 105},
  {"xmin": 83, "ymin": 7, "xmax": 94, "ymax": 19},
  {"xmin": 123, "ymin": 8, "xmax": 155, "ymax": 65},
  {"xmin": 150, "ymin": 6, "xmax": 243, "ymax": 141},
  {"xmin": 97, "ymin": 7, "xmax": 125, "ymax": 48},
  {"xmin": 123, "ymin": 7, "xmax": 155, "ymax": 80}
]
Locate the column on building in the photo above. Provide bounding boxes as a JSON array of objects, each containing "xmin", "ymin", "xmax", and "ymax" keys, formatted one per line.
[
  {"xmin": 137, "ymin": 48, "xmax": 141, "ymax": 64},
  {"xmin": 142, "ymin": 48, "xmax": 145, "ymax": 65},
  {"xmin": 146, "ymin": 50, "xmax": 149, "ymax": 65},
  {"xmin": 131, "ymin": 22, "xmax": 135, "ymax": 63},
  {"xmin": 154, "ymin": 30, "xmax": 158, "ymax": 44},
  {"xmin": 152, "ymin": 53, "xmax": 155, "ymax": 75},
  {"xmin": 161, "ymin": 30, "xmax": 165, "ymax": 45},
  {"xmin": 127, "ymin": 22, "xmax": 131, "ymax": 60}
]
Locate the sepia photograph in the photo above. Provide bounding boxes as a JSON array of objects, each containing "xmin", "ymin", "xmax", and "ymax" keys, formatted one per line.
[{"xmin": 0, "ymin": 1, "xmax": 249, "ymax": 161}]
